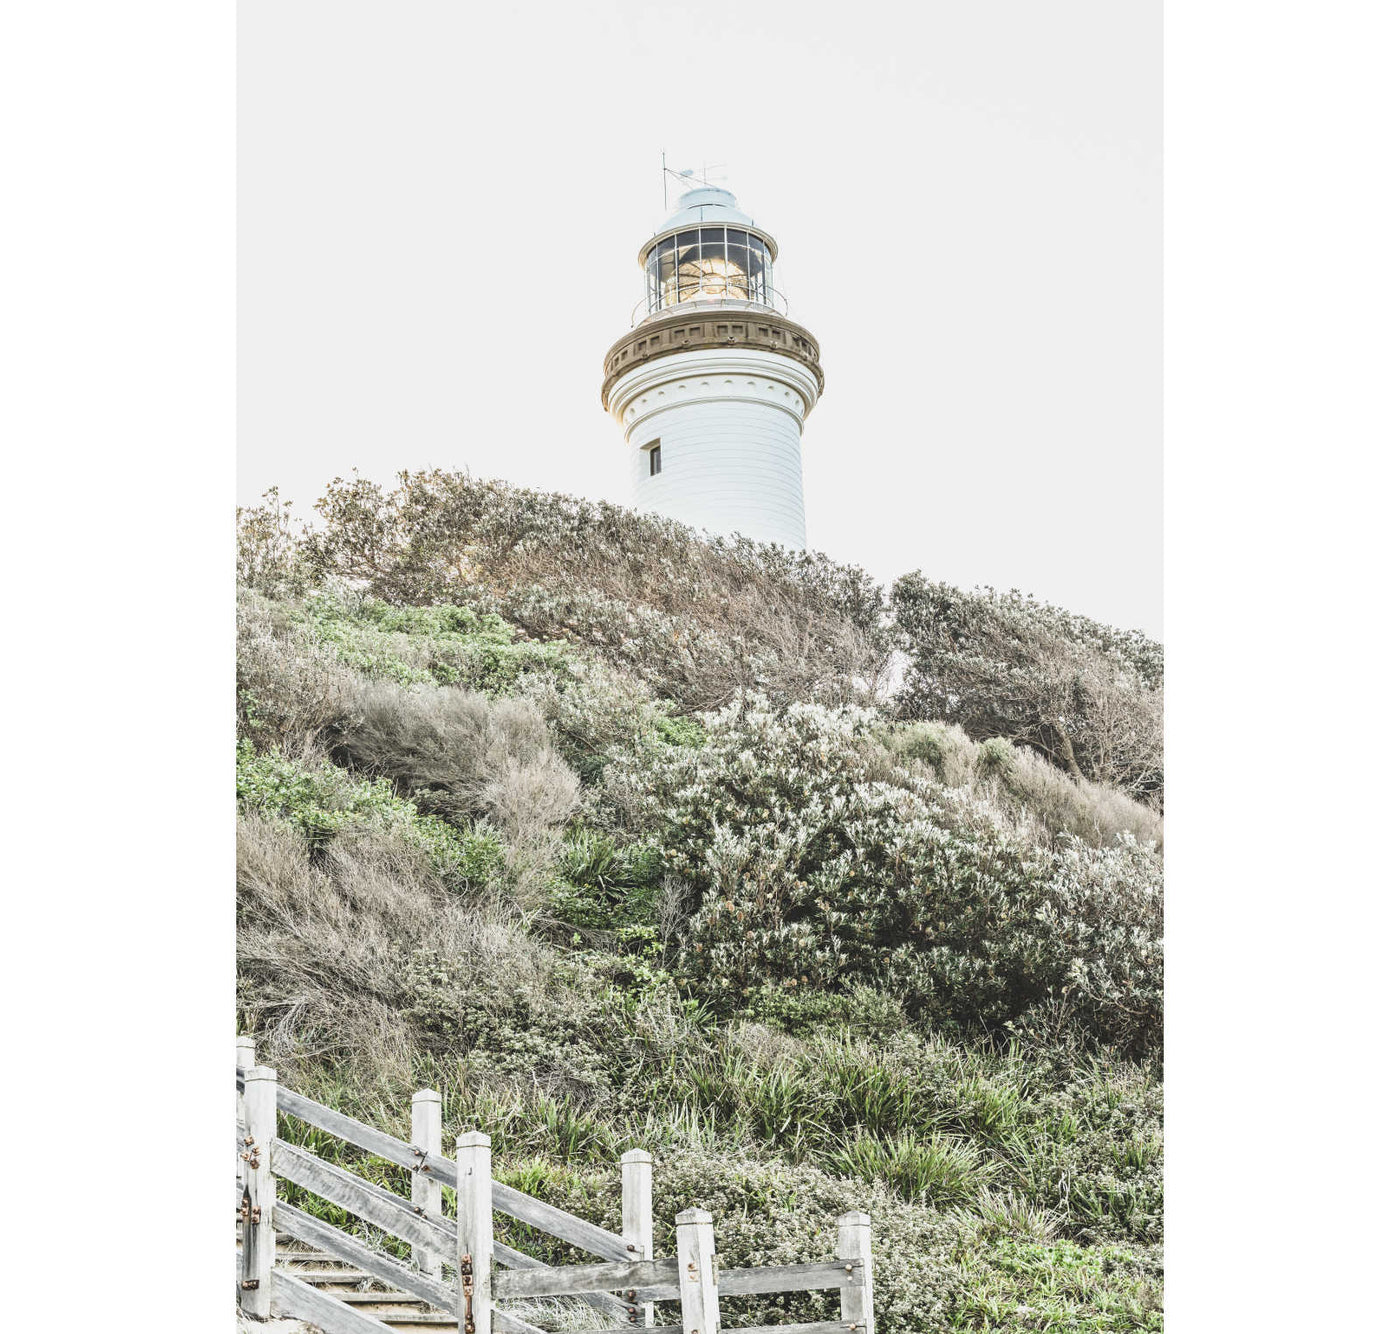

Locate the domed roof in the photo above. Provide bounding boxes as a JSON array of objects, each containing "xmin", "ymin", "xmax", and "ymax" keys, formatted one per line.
[
  {"xmin": 638, "ymin": 186, "xmax": 779, "ymax": 266},
  {"xmin": 658, "ymin": 186, "xmax": 756, "ymax": 230}
]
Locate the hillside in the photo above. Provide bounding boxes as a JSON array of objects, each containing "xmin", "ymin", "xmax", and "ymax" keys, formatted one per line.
[{"xmin": 236, "ymin": 470, "xmax": 1164, "ymax": 1333}]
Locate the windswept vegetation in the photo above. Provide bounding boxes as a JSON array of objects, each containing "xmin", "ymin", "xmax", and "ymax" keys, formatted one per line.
[{"xmin": 237, "ymin": 471, "xmax": 1163, "ymax": 1332}]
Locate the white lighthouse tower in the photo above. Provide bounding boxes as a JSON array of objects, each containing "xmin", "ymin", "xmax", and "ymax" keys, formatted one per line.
[{"xmin": 601, "ymin": 185, "xmax": 824, "ymax": 550}]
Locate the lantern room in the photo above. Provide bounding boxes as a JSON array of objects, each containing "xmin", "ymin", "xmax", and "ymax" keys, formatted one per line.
[{"xmin": 636, "ymin": 186, "xmax": 780, "ymax": 317}]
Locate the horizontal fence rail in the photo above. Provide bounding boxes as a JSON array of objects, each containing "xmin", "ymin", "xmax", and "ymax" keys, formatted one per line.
[
  {"xmin": 271, "ymin": 1137, "xmax": 456, "ymax": 1261},
  {"xmin": 494, "ymin": 1258, "xmax": 681, "ymax": 1301},
  {"xmin": 277, "ymin": 1082, "xmax": 635, "ymax": 1261},
  {"xmin": 272, "ymin": 1199, "xmax": 458, "ymax": 1312},
  {"xmin": 236, "ymin": 1038, "xmax": 876, "ymax": 1334}
]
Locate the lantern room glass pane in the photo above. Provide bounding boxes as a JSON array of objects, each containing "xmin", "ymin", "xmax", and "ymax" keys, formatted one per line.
[
  {"xmin": 725, "ymin": 229, "xmax": 752, "ymax": 277},
  {"xmin": 656, "ymin": 237, "xmax": 678, "ymax": 307},
  {"xmin": 646, "ymin": 249, "xmax": 660, "ymax": 312},
  {"xmin": 675, "ymin": 229, "xmax": 701, "ymax": 302}
]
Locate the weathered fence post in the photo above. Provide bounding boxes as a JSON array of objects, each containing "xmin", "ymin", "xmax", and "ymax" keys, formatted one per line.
[
  {"xmin": 456, "ymin": 1131, "xmax": 493, "ymax": 1334},
  {"xmin": 235, "ymin": 1036, "xmax": 256, "ymax": 1195},
  {"xmin": 836, "ymin": 1210, "xmax": 875, "ymax": 1334},
  {"xmin": 674, "ymin": 1207, "xmax": 720, "ymax": 1334},
  {"xmin": 621, "ymin": 1148, "xmax": 654, "ymax": 1327},
  {"xmin": 412, "ymin": 1089, "xmax": 444, "ymax": 1275},
  {"xmin": 240, "ymin": 1064, "xmax": 278, "ymax": 1320}
]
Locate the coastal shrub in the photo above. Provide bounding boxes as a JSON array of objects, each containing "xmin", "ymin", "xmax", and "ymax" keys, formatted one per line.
[
  {"xmin": 398, "ymin": 947, "xmax": 615, "ymax": 1101},
  {"xmin": 298, "ymin": 469, "xmax": 889, "ymax": 712},
  {"xmin": 276, "ymin": 585, "xmax": 678, "ymax": 784},
  {"xmin": 236, "ymin": 487, "xmax": 314, "ymax": 599},
  {"xmin": 891, "ymin": 575, "xmax": 1163, "ymax": 800},
  {"xmin": 886, "ymin": 719, "xmax": 980, "ymax": 787},
  {"xmin": 237, "ymin": 813, "xmax": 466, "ymax": 1052},
  {"xmin": 611, "ymin": 695, "xmax": 1162, "ymax": 1052},
  {"xmin": 977, "ymin": 737, "xmax": 1163, "ymax": 850}
]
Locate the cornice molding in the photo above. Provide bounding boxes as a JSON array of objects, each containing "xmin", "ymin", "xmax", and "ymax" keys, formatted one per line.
[{"xmin": 602, "ymin": 307, "xmax": 823, "ymax": 410}]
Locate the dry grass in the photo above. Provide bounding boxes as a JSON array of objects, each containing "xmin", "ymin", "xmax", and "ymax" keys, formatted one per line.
[
  {"xmin": 330, "ymin": 680, "xmax": 578, "ymax": 827},
  {"xmin": 887, "ymin": 721, "xmax": 1162, "ymax": 849},
  {"xmin": 237, "ymin": 589, "xmax": 359, "ymax": 750},
  {"xmin": 235, "ymin": 812, "xmax": 556, "ymax": 1071}
]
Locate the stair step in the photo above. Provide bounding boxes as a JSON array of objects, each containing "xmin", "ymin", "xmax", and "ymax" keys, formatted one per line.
[
  {"xmin": 275, "ymin": 1269, "xmax": 377, "ymax": 1283},
  {"xmin": 369, "ymin": 1310, "xmax": 456, "ymax": 1321}
]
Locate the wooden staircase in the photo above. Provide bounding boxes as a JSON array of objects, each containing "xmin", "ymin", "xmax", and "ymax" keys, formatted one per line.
[
  {"xmin": 235, "ymin": 1225, "xmax": 455, "ymax": 1331},
  {"xmin": 236, "ymin": 1036, "xmax": 876, "ymax": 1334}
]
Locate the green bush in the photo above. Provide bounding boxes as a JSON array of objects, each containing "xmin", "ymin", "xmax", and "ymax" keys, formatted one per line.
[
  {"xmin": 299, "ymin": 589, "xmax": 576, "ymax": 694},
  {"xmin": 610, "ymin": 694, "xmax": 1162, "ymax": 1054},
  {"xmin": 947, "ymin": 1238, "xmax": 1163, "ymax": 1331},
  {"xmin": 887, "ymin": 719, "xmax": 980, "ymax": 787},
  {"xmin": 235, "ymin": 740, "xmax": 503, "ymax": 888}
]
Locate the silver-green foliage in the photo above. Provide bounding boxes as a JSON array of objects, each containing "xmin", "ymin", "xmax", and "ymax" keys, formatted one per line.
[{"xmin": 610, "ymin": 694, "xmax": 1163, "ymax": 1054}]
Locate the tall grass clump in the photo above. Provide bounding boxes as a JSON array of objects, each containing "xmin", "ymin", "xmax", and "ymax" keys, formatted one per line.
[{"xmin": 886, "ymin": 722, "xmax": 1163, "ymax": 848}]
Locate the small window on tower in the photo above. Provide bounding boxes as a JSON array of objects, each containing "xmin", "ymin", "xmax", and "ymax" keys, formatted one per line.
[{"xmin": 647, "ymin": 442, "xmax": 662, "ymax": 476}]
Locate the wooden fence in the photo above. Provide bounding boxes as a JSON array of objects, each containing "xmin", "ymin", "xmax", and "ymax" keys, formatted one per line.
[{"xmin": 236, "ymin": 1036, "xmax": 876, "ymax": 1334}]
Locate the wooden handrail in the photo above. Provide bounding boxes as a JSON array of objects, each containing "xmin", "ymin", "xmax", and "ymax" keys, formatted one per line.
[
  {"xmin": 492, "ymin": 1256, "xmax": 863, "ymax": 1303},
  {"xmin": 720, "ymin": 1260, "xmax": 867, "ymax": 1297},
  {"xmin": 276, "ymin": 1084, "xmax": 633, "ymax": 1261},
  {"xmin": 495, "ymin": 1238, "xmax": 630, "ymax": 1323},
  {"xmin": 271, "ymin": 1138, "xmax": 454, "ymax": 1261},
  {"xmin": 272, "ymin": 1199, "xmax": 457, "ymax": 1312},
  {"xmin": 491, "ymin": 1180, "xmax": 633, "ymax": 1263},
  {"xmin": 277, "ymin": 1086, "xmax": 445, "ymax": 1180},
  {"xmin": 495, "ymin": 1257, "xmax": 680, "ymax": 1301},
  {"xmin": 727, "ymin": 1325, "xmax": 869, "ymax": 1334},
  {"xmin": 577, "ymin": 1328, "xmax": 868, "ymax": 1334}
]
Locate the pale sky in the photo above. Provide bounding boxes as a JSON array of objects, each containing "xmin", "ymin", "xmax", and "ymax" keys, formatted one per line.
[{"xmin": 239, "ymin": 1, "xmax": 1161, "ymax": 636}]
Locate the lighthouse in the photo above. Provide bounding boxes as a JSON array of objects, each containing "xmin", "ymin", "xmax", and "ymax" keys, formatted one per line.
[{"xmin": 601, "ymin": 185, "xmax": 824, "ymax": 550}]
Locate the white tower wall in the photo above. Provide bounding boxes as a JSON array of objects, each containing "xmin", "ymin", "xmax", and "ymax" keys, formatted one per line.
[{"xmin": 608, "ymin": 348, "xmax": 818, "ymax": 550}]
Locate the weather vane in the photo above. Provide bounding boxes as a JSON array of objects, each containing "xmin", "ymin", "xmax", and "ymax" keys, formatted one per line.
[{"xmin": 661, "ymin": 151, "xmax": 728, "ymax": 210}]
